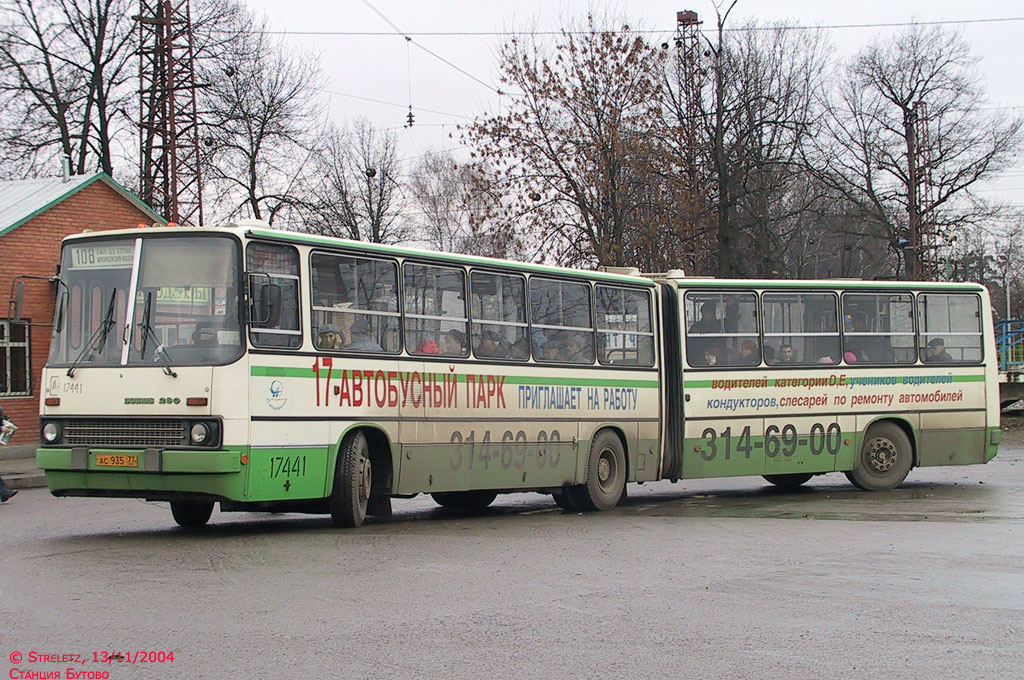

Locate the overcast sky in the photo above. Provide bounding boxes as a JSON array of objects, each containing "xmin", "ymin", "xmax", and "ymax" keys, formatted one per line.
[{"xmin": 247, "ymin": 0, "xmax": 1023, "ymax": 212}]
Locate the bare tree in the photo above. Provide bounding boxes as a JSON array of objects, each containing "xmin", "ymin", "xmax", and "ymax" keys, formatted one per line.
[
  {"xmin": 409, "ymin": 150, "xmax": 469, "ymax": 252},
  {"xmin": 197, "ymin": 14, "xmax": 324, "ymax": 224},
  {"xmin": 0, "ymin": 0, "xmax": 137, "ymax": 177},
  {"xmin": 404, "ymin": 150, "xmax": 519, "ymax": 258},
  {"xmin": 300, "ymin": 119, "xmax": 407, "ymax": 243},
  {"xmin": 663, "ymin": 4, "xmax": 831, "ymax": 277},
  {"xmin": 816, "ymin": 24, "xmax": 1023, "ymax": 280},
  {"xmin": 464, "ymin": 15, "xmax": 674, "ymax": 268}
]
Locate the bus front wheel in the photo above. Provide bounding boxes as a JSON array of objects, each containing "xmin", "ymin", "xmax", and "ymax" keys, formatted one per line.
[
  {"xmin": 845, "ymin": 422, "xmax": 913, "ymax": 491},
  {"xmin": 170, "ymin": 500, "xmax": 213, "ymax": 528},
  {"xmin": 570, "ymin": 430, "xmax": 626, "ymax": 511},
  {"xmin": 763, "ymin": 473, "xmax": 814, "ymax": 489},
  {"xmin": 431, "ymin": 491, "xmax": 497, "ymax": 510},
  {"xmin": 329, "ymin": 431, "xmax": 372, "ymax": 528}
]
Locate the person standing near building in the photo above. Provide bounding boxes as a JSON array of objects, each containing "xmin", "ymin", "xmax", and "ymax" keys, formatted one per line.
[{"xmin": 0, "ymin": 405, "xmax": 16, "ymax": 501}]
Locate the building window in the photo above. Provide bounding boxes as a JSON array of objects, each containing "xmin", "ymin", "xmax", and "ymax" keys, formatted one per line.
[{"xmin": 0, "ymin": 321, "xmax": 31, "ymax": 396}]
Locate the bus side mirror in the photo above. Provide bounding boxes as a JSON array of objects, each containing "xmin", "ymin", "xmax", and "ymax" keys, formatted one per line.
[
  {"xmin": 247, "ymin": 273, "xmax": 275, "ymax": 326},
  {"xmin": 260, "ymin": 284, "xmax": 282, "ymax": 327},
  {"xmin": 55, "ymin": 291, "xmax": 66, "ymax": 333}
]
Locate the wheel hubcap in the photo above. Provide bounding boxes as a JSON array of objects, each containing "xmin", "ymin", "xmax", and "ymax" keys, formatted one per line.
[
  {"xmin": 359, "ymin": 456, "xmax": 372, "ymax": 503},
  {"xmin": 597, "ymin": 448, "xmax": 615, "ymax": 491},
  {"xmin": 866, "ymin": 437, "xmax": 898, "ymax": 472}
]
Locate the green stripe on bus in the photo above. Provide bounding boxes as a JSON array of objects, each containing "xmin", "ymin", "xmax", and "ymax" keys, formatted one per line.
[{"xmin": 251, "ymin": 365, "xmax": 658, "ymax": 388}]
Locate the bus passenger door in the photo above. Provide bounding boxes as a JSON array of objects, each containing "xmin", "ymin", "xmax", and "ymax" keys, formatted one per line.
[{"xmin": 394, "ymin": 359, "xmax": 467, "ymax": 494}]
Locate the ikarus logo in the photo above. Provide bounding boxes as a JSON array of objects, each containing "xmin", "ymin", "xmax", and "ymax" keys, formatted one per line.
[{"xmin": 266, "ymin": 379, "xmax": 287, "ymax": 410}]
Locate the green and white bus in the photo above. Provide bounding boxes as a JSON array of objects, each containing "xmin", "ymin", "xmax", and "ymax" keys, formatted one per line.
[{"xmin": 35, "ymin": 223, "xmax": 1000, "ymax": 527}]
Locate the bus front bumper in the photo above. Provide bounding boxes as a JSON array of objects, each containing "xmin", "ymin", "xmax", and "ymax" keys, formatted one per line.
[{"xmin": 36, "ymin": 447, "xmax": 246, "ymax": 501}]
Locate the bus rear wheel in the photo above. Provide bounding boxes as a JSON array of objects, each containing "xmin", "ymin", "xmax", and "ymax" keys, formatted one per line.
[
  {"xmin": 570, "ymin": 430, "xmax": 626, "ymax": 511},
  {"xmin": 763, "ymin": 473, "xmax": 814, "ymax": 489},
  {"xmin": 330, "ymin": 431, "xmax": 372, "ymax": 528},
  {"xmin": 431, "ymin": 490, "xmax": 498, "ymax": 510},
  {"xmin": 170, "ymin": 500, "xmax": 213, "ymax": 528},
  {"xmin": 845, "ymin": 422, "xmax": 913, "ymax": 491}
]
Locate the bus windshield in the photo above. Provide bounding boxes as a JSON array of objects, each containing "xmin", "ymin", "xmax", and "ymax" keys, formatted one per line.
[{"xmin": 48, "ymin": 234, "xmax": 243, "ymax": 367}]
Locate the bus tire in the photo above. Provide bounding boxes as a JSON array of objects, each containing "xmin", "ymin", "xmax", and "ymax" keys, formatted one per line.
[
  {"xmin": 170, "ymin": 500, "xmax": 213, "ymax": 528},
  {"xmin": 763, "ymin": 473, "xmax": 813, "ymax": 489},
  {"xmin": 571, "ymin": 430, "xmax": 626, "ymax": 511},
  {"xmin": 552, "ymin": 491, "xmax": 579, "ymax": 511},
  {"xmin": 431, "ymin": 490, "xmax": 497, "ymax": 510},
  {"xmin": 329, "ymin": 431, "xmax": 372, "ymax": 528},
  {"xmin": 845, "ymin": 422, "xmax": 913, "ymax": 491}
]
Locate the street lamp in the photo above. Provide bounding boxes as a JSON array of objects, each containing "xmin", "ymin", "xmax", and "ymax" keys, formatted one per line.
[{"xmin": 891, "ymin": 238, "xmax": 911, "ymax": 279}]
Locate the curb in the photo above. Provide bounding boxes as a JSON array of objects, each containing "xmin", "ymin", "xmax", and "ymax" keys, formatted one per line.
[{"xmin": 7, "ymin": 472, "xmax": 46, "ymax": 489}]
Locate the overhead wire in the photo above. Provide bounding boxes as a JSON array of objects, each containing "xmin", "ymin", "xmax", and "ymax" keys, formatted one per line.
[
  {"xmin": 264, "ymin": 15, "xmax": 1024, "ymax": 37},
  {"xmin": 358, "ymin": 0, "xmax": 510, "ymax": 97}
]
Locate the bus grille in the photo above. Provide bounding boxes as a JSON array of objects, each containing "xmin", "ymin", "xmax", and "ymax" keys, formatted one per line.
[{"xmin": 64, "ymin": 419, "xmax": 187, "ymax": 448}]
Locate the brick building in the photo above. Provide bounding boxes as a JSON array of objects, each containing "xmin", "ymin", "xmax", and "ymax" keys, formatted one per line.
[{"xmin": 0, "ymin": 173, "xmax": 163, "ymax": 445}]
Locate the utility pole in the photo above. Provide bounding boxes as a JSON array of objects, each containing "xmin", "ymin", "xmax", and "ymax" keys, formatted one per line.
[{"xmin": 135, "ymin": 0, "xmax": 204, "ymax": 225}]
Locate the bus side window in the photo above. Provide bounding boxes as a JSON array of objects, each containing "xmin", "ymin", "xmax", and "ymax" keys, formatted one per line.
[
  {"xmin": 841, "ymin": 292, "xmax": 915, "ymax": 364},
  {"xmin": 762, "ymin": 291, "xmax": 839, "ymax": 366},
  {"xmin": 470, "ymin": 271, "xmax": 528, "ymax": 361},
  {"xmin": 405, "ymin": 262, "xmax": 468, "ymax": 358},
  {"xmin": 917, "ymin": 293, "xmax": 983, "ymax": 363},
  {"xmin": 247, "ymin": 243, "xmax": 301, "ymax": 349},
  {"xmin": 596, "ymin": 285, "xmax": 654, "ymax": 366},
  {"xmin": 530, "ymin": 277, "xmax": 594, "ymax": 364},
  {"xmin": 310, "ymin": 252, "xmax": 400, "ymax": 354},
  {"xmin": 684, "ymin": 291, "xmax": 758, "ymax": 367}
]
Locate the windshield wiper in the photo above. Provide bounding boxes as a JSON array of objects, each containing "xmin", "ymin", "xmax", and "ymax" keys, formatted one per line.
[
  {"xmin": 67, "ymin": 289, "xmax": 118, "ymax": 377},
  {"xmin": 137, "ymin": 291, "xmax": 177, "ymax": 378}
]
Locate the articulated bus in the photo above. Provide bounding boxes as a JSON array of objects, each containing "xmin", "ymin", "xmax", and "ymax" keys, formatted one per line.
[{"xmin": 35, "ymin": 223, "xmax": 1000, "ymax": 527}]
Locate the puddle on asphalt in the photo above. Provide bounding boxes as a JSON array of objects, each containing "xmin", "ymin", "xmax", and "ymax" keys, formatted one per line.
[{"xmin": 622, "ymin": 481, "xmax": 1014, "ymax": 522}]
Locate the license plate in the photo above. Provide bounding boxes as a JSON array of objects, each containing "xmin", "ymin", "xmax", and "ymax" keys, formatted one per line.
[{"xmin": 95, "ymin": 454, "xmax": 139, "ymax": 468}]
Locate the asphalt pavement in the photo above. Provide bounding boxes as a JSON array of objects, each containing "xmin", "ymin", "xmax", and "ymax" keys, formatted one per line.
[{"xmin": 2, "ymin": 432, "xmax": 1022, "ymax": 679}]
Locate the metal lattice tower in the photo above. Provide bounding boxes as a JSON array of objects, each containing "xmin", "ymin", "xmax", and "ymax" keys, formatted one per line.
[
  {"xmin": 136, "ymin": 1, "xmax": 204, "ymax": 225},
  {"xmin": 913, "ymin": 100, "xmax": 939, "ymax": 279},
  {"xmin": 674, "ymin": 10, "xmax": 703, "ymax": 189}
]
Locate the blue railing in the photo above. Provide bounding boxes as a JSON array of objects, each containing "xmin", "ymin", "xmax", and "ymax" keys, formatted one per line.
[{"xmin": 996, "ymin": 320, "xmax": 1024, "ymax": 373}]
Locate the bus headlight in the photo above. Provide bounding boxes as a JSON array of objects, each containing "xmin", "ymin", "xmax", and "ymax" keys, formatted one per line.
[
  {"xmin": 190, "ymin": 422, "xmax": 210, "ymax": 445},
  {"xmin": 42, "ymin": 421, "xmax": 61, "ymax": 443}
]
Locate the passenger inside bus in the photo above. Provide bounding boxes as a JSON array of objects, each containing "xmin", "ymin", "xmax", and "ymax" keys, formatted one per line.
[
  {"xmin": 317, "ymin": 324, "xmax": 343, "ymax": 350},
  {"xmin": 541, "ymin": 338, "xmax": 564, "ymax": 362},
  {"xmin": 686, "ymin": 302, "xmax": 718, "ymax": 363},
  {"xmin": 444, "ymin": 329, "xmax": 466, "ymax": 355},
  {"xmin": 414, "ymin": 338, "xmax": 440, "ymax": 354},
  {"xmin": 738, "ymin": 340, "xmax": 759, "ymax": 365},
  {"xmin": 340, "ymin": 317, "xmax": 383, "ymax": 352},
  {"xmin": 475, "ymin": 330, "xmax": 504, "ymax": 358},
  {"xmin": 564, "ymin": 334, "xmax": 591, "ymax": 363},
  {"xmin": 776, "ymin": 344, "xmax": 797, "ymax": 364},
  {"xmin": 924, "ymin": 337, "xmax": 953, "ymax": 362}
]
